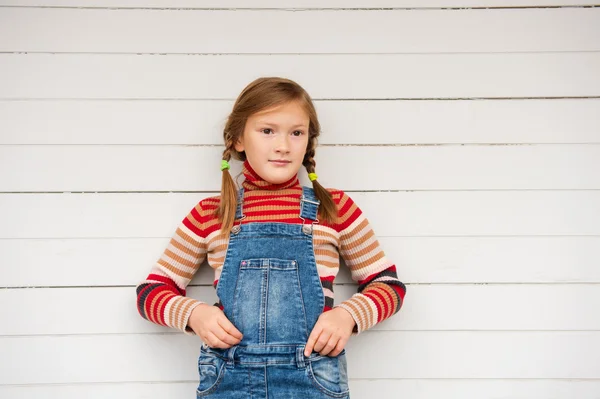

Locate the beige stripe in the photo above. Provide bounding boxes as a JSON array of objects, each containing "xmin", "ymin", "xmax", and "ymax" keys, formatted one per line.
[
  {"xmin": 316, "ymin": 259, "xmax": 339, "ymax": 269},
  {"xmin": 368, "ymin": 285, "xmax": 394, "ymax": 319},
  {"xmin": 342, "ymin": 229, "xmax": 374, "ymax": 252},
  {"xmin": 245, "ymin": 188, "xmax": 301, "ymax": 198},
  {"xmin": 176, "ymin": 226, "xmax": 205, "ymax": 247},
  {"xmin": 157, "ymin": 258, "xmax": 195, "ymax": 280},
  {"xmin": 244, "ymin": 213, "xmax": 300, "ymax": 221},
  {"xmin": 155, "ymin": 291, "xmax": 174, "ymax": 326},
  {"xmin": 314, "ymin": 248, "xmax": 338, "ymax": 258},
  {"xmin": 336, "ymin": 197, "xmax": 359, "ymax": 225},
  {"xmin": 176, "ymin": 299, "xmax": 197, "ymax": 330},
  {"xmin": 341, "ymin": 300, "xmax": 366, "ymax": 331},
  {"xmin": 208, "ymin": 255, "xmax": 226, "ymax": 265},
  {"xmin": 185, "ymin": 208, "xmax": 204, "ymax": 232},
  {"xmin": 211, "ymin": 242, "xmax": 228, "ymax": 253},
  {"xmin": 315, "ymin": 225, "xmax": 338, "ymax": 242},
  {"xmin": 353, "ymin": 295, "xmax": 375, "ymax": 329},
  {"xmin": 346, "ymin": 251, "xmax": 386, "ymax": 272},
  {"xmin": 340, "ymin": 219, "xmax": 370, "ymax": 245},
  {"xmin": 344, "ymin": 239, "xmax": 381, "ymax": 261},
  {"xmin": 163, "ymin": 248, "xmax": 198, "ymax": 269},
  {"xmin": 171, "ymin": 233, "xmax": 204, "ymax": 257},
  {"xmin": 370, "ymin": 283, "xmax": 399, "ymax": 313},
  {"xmin": 170, "ymin": 297, "xmax": 188, "ymax": 324},
  {"xmin": 149, "ymin": 290, "xmax": 172, "ymax": 325}
]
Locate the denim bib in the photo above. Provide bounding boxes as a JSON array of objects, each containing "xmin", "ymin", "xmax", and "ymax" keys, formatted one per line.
[{"xmin": 196, "ymin": 186, "xmax": 350, "ymax": 398}]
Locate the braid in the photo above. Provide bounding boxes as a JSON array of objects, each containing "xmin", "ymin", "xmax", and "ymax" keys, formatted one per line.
[
  {"xmin": 214, "ymin": 139, "xmax": 238, "ymax": 232},
  {"xmin": 303, "ymin": 140, "xmax": 338, "ymax": 225}
]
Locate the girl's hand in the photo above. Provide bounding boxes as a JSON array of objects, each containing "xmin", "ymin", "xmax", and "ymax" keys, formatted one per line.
[
  {"xmin": 304, "ymin": 308, "xmax": 356, "ymax": 357},
  {"xmin": 188, "ymin": 303, "xmax": 243, "ymax": 348}
]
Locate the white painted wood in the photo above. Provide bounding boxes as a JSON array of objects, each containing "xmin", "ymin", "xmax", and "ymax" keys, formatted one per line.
[
  {"xmin": 1, "ymin": 145, "xmax": 599, "ymax": 191},
  {"xmin": 1, "ymin": 191, "xmax": 599, "ymax": 239},
  {"xmin": 2, "ymin": 380, "xmax": 600, "ymax": 399},
  {"xmin": 1, "ymin": 332, "xmax": 598, "ymax": 384},
  {"xmin": 1, "ymin": 53, "xmax": 599, "ymax": 99},
  {"xmin": 0, "ymin": 284, "xmax": 597, "ymax": 335},
  {"xmin": 0, "ymin": 0, "xmax": 597, "ymax": 8},
  {"xmin": 2, "ymin": 236, "xmax": 599, "ymax": 287},
  {"xmin": 0, "ymin": 4, "xmax": 598, "ymax": 397},
  {"xmin": 2, "ymin": 8, "xmax": 599, "ymax": 53},
  {"xmin": 2, "ymin": 99, "xmax": 599, "ymax": 145}
]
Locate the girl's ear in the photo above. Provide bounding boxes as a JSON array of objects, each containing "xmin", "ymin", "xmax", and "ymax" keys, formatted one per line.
[{"xmin": 234, "ymin": 136, "xmax": 244, "ymax": 153}]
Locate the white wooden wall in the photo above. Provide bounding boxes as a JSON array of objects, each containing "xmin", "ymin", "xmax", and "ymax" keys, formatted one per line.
[{"xmin": 1, "ymin": 1, "xmax": 599, "ymax": 398}]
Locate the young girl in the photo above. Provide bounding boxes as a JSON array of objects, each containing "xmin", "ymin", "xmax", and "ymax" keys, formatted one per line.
[{"xmin": 136, "ymin": 77, "xmax": 406, "ymax": 398}]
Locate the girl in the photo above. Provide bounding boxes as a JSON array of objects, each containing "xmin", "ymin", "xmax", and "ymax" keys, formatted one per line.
[{"xmin": 136, "ymin": 77, "xmax": 406, "ymax": 398}]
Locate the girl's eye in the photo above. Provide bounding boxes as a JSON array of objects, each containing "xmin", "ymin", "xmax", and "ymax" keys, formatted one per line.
[
  {"xmin": 261, "ymin": 128, "xmax": 273, "ymax": 134},
  {"xmin": 292, "ymin": 130, "xmax": 304, "ymax": 137}
]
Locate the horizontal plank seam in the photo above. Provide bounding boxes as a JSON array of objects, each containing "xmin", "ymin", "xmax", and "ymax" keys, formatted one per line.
[
  {"xmin": 3, "ymin": 50, "xmax": 600, "ymax": 55},
  {"xmin": 2, "ymin": 282, "xmax": 600, "ymax": 289},
  {"xmin": 0, "ymin": 5, "xmax": 599, "ymax": 10},
  {"xmin": 2, "ymin": 96, "xmax": 600, "ymax": 101},
  {"xmin": 2, "ymin": 330, "xmax": 600, "ymax": 338},
  {"xmin": 1, "ymin": 377, "xmax": 600, "ymax": 388}
]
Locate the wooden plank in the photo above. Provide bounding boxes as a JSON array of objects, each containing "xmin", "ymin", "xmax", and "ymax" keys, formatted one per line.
[
  {"xmin": 0, "ymin": 0, "xmax": 596, "ymax": 8},
  {"xmin": 0, "ymin": 284, "xmax": 598, "ymax": 335},
  {"xmin": 2, "ymin": 236, "xmax": 599, "ymax": 286},
  {"xmin": 0, "ymin": 332, "xmax": 598, "ymax": 384},
  {"xmin": 1, "ymin": 53, "xmax": 599, "ymax": 99},
  {"xmin": 2, "ymin": 99, "xmax": 599, "ymax": 145},
  {"xmin": 1, "ymin": 8, "xmax": 598, "ymax": 53},
  {"xmin": 1, "ymin": 191, "xmax": 599, "ymax": 239},
  {"xmin": 2, "ymin": 380, "xmax": 599, "ymax": 399},
  {"xmin": 1, "ymin": 145, "xmax": 599, "ymax": 191}
]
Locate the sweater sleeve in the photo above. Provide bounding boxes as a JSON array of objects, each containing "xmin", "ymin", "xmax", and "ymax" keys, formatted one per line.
[
  {"xmin": 332, "ymin": 190, "xmax": 407, "ymax": 334},
  {"xmin": 135, "ymin": 200, "xmax": 208, "ymax": 336}
]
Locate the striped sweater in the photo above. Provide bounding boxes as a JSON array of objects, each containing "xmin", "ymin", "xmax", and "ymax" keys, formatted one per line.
[{"xmin": 136, "ymin": 159, "xmax": 406, "ymax": 335}]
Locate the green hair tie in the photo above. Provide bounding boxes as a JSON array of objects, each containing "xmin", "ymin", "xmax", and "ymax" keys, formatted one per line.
[
  {"xmin": 308, "ymin": 172, "xmax": 318, "ymax": 182},
  {"xmin": 221, "ymin": 160, "xmax": 230, "ymax": 171}
]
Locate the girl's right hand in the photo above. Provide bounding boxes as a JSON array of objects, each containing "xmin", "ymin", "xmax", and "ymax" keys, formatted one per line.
[{"xmin": 188, "ymin": 303, "xmax": 243, "ymax": 348}]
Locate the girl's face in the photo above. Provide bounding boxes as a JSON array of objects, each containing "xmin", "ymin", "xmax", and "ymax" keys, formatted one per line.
[{"xmin": 235, "ymin": 100, "xmax": 310, "ymax": 185}]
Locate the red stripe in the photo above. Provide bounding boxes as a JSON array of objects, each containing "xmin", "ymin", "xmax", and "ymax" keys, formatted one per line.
[
  {"xmin": 182, "ymin": 216, "xmax": 203, "ymax": 237},
  {"xmin": 137, "ymin": 284, "xmax": 155, "ymax": 319},
  {"xmin": 391, "ymin": 283, "xmax": 406, "ymax": 300},
  {"xmin": 244, "ymin": 199, "xmax": 302, "ymax": 207},
  {"xmin": 365, "ymin": 291, "xmax": 387, "ymax": 321},
  {"xmin": 244, "ymin": 192, "xmax": 301, "ymax": 202},
  {"xmin": 337, "ymin": 205, "xmax": 362, "ymax": 231},
  {"xmin": 144, "ymin": 285, "xmax": 170, "ymax": 325},
  {"xmin": 320, "ymin": 275, "xmax": 335, "ymax": 283},
  {"xmin": 357, "ymin": 265, "xmax": 397, "ymax": 285},
  {"xmin": 378, "ymin": 287, "xmax": 397, "ymax": 319},
  {"xmin": 155, "ymin": 291, "xmax": 173, "ymax": 326},
  {"xmin": 147, "ymin": 273, "xmax": 185, "ymax": 296}
]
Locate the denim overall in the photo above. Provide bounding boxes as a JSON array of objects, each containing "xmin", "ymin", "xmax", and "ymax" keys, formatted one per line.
[{"xmin": 196, "ymin": 186, "xmax": 350, "ymax": 398}]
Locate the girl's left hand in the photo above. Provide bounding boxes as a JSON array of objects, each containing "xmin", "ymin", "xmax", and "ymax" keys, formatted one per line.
[{"xmin": 304, "ymin": 307, "xmax": 356, "ymax": 357}]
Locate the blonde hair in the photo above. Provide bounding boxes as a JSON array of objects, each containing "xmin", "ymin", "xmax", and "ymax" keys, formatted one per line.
[{"xmin": 215, "ymin": 77, "xmax": 337, "ymax": 232}]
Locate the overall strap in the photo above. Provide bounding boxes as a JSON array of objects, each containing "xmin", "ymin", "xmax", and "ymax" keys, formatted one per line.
[
  {"xmin": 300, "ymin": 186, "xmax": 320, "ymax": 222},
  {"xmin": 235, "ymin": 187, "xmax": 245, "ymax": 219}
]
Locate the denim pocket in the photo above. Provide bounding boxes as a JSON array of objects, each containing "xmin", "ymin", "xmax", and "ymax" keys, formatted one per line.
[
  {"xmin": 307, "ymin": 350, "xmax": 350, "ymax": 398},
  {"xmin": 196, "ymin": 345, "xmax": 226, "ymax": 396}
]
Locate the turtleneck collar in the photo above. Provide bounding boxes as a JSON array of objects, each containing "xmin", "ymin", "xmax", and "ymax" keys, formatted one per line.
[{"xmin": 241, "ymin": 159, "xmax": 301, "ymax": 191}]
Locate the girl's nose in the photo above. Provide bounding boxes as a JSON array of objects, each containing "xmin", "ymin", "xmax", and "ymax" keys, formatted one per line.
[{"xmin": 275, "ymin": 135, "xmax": 291, "ymax": 152}]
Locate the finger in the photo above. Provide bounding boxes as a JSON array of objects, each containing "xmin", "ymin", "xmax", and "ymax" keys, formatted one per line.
[
  {"xmin": 214, "ymin": 324, "xmax": 242, "ymax": 346},
  {"xmin": 217, "ymin": 315, "xmax": 243, "ymax": 339},
  {"xmin": 205, "ymin": 331, "xmax": 230, "ymax": 349},
  {"xmin": 313, "ymin": 331, "xmax": 333, "ymax": 354},
  {"xmin": 329, "ymin": 338, "xmax": 346, "ymax": 357},
  {"xmin": 304, "ymin": 324, "xmax": 323, "ymax": 356},
  {"xmin": 319, "ymin": 337, "xmax": 338, "ymax": 356}
]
